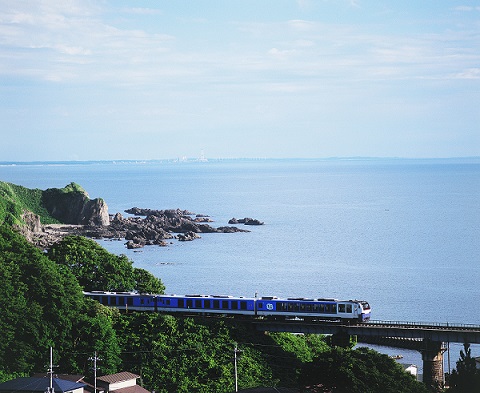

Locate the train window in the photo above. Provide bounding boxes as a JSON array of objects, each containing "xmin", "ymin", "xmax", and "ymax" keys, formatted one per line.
[
  {"xmin": 347, "ymin": 304, "xmax": 352, "ymax": 313},
  {"xmin": 222, "ymin": 301, "xmax": 229, "ymax": 309},
  {"xmin": 338, "ymin": 304, "xmax": 346, "ymax": 313},
  {"xmin": 240, "ymin": 301, "xmax": 247, "ymax": 310},
  {"xmin": 300, "ymin": 304, "xmax": 306, "ymax": 312},
  {"xmin": 127, "ymin": 298, "xmax": 134, "ymax": 306},
  {"xmin": 258, "ymin": 302, "xmax": 263, "ymax": 309},
  {"xmin": 232, "ymin": 301, "xmax": 238, "ymax": 310},
  {"xmin": 186, "ymin": 299, "xmax": 193, "ymax": 308},
  {"xmin": 166, "ymin": 299, "xmax": 171, "ymax": 306},
  {"xmin": 332, "ymin": 304, "xmax": 337, "ymax": 313},
  {"xmin": 178, "ymin": 299, "xmax": 184, "ymax": 308},
  {"xmin": 195, "ymin": 300, "xmax": 202, "ymax": 308},
  {"xmin": 102, "ymin": 297, "xmax": 109, "ymax": 306},
  {"xmin": 213, "ymin": 300, "xmax": 220, "ymax": 309},
  {"xmin": 204, "ymin": 300, "xmax": 211, "ymax": 309}
]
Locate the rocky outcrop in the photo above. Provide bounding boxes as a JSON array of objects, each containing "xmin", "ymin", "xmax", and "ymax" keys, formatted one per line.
[
  {"xmin": 42, "ymin": 183, "xmax": 109, "ymax": 226},
  {"xmin": 228, "ymin": 217, "xmax": 264, "ymax": 225},
  {"xmin": 14, "ymin": 210, "xmax": 42, "ymax": 245},
  {"xmin": 15, "ymin": 211, "xmax": 84, "ymax": 250},
  {"xmin": 84, "ymin": 208, "xmax": 251, "ymax": 249},
  {"xmin": 23, "ymin": 210, "xmax": 42, "ymax": 232}
]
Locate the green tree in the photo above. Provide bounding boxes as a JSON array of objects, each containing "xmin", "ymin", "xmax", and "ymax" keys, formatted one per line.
[
  {"xmin": 0, "ymin": 226, "xmax": 122, "ymax": 376},
  {"xmin": 0, "ymin": 226, "xmax": 83, "ymax": 373},
  {"xmin": 47, "ymin": 236, "xmax": 136, "ymax": 291},
  {"xmin": 447, "ymin": 343, "xmax": 480, "ymax": 393},
  {"xmin": 114, "ymin": 315, "xmax": 280, "ymax": 393},
  {"xmin": 133, "ymin": 267, "xmax": 165, "ymax": 294},
  {"xmin": 67, "ymin": 299, "xmax": 122, "ymax": 375},
  {"xmin": 300, "ymin": 346, "xmax": 429, "ymax": 393}
]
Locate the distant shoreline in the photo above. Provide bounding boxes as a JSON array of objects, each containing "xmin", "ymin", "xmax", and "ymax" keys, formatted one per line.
[{"xmin": 1, "ymin": 156, "xmax": 480, "ymax": 167}]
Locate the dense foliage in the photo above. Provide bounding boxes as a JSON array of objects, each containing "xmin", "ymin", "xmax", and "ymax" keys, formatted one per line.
[
  {"xmin": 0, "ymin": 225, "xmax": 120, "ymax": 375},
  {"xmin": 447, "ymin": 343, "xmax": 480, "ymax": 393},
  {"xmin": 46, "ymin": 236, "xmax": 164, "ymax": 293},
  {"xmin": 300, "ymin": 346, "xmax": 429, "ymax": 393},
  {"xmin": 0, "ymin": 181, "xmax": 59, "ymax": 226}
]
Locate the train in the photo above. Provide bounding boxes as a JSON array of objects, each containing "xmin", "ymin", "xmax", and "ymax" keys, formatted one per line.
[{"xmin": 84, "ymin": 291, "xmax": 371, "ymax": 323}]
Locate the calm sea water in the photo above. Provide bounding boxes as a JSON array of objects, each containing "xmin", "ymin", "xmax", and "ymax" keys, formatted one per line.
[{"xmin": 2, "ymin": 158, "xmax": 479, "ymax": 369}]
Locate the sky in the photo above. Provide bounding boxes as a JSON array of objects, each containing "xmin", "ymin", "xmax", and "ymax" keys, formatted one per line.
[{"xmin": 1, "ymin": 0, "xmax": 479, "ymax": 161}]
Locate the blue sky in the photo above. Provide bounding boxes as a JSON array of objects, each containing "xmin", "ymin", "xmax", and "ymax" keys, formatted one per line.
[{"xmin": 1, "ymin": 1, "xmax": 479, "ymax": 161}]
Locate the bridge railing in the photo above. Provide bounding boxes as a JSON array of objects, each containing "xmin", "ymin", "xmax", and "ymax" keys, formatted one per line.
[{"xmin": 367, "ymin": 320, "xmax": 480, "ymax": 330}]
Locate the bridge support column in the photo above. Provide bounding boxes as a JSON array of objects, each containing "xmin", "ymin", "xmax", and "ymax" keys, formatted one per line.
[
  {"xmin": 420, "ymin": 339, "xmax": 444, "ymax": 392},
  {"xmin": 330, "ymin": 332, "xmax": 351, "ymax": 348}
]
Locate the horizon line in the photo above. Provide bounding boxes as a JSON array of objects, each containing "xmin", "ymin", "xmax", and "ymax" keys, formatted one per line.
[{"xmin": 1, "ymin": 156, "xmax": 480, "ymax": 166}]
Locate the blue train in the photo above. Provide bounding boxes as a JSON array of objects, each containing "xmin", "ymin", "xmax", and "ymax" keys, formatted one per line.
[{"xmin": 84, "ymin": 291, "xmax": 371, "ymax": 323}]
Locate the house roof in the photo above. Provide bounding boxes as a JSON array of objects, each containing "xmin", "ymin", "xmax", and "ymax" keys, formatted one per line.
[
  {"xmin": 96, "ymin": 373, "xmax": 139, "ymax": 384},
  {"xmin": 110, "ymin": 386, "xmax": 150, "ymax": 393},
  {"xmin": 32, "ymin": 375, "xmax": 85, "ymax": 384},
  {"xmin": 0, "ymin": 377, "xmax": 86, "ymax": 393}
]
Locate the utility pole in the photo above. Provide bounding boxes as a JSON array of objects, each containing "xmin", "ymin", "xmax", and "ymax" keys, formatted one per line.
[
  {"xmin": 45, "ymin": 347, "xmax": 57, "ymax": 393},
  {"xmin": 234, "ymin": 343, "xmax": 242, "ymax": 392},
  {"xmin": 89, "ymin": 352, "xmax": 101, "ymax": 393}
]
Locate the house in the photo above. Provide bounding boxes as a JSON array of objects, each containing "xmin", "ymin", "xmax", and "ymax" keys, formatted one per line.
[
  {"xmin": 401, "ymin": 364, "xmax": 419, "ymax": 380},
  {"xmin": 0, "ymin": 377, "xmax": 86, "ymax": 393},
  {"xmin": 95, "ymin": 372, "xmax": 149, "ymax": 393}
]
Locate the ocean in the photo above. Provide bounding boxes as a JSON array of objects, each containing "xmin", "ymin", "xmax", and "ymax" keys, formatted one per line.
[{"xmin": 1, "ymin": 157, "xmax": 479, "ymax": 370}]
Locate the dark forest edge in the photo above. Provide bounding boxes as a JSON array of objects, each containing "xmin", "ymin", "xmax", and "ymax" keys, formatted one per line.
[{"xmin": 0, "ymin": 181, "xmax": 477, "ymax": 392}]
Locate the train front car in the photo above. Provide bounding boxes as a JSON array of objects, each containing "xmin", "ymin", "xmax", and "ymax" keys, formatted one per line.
[
  {"xmin": 356, "ymin": 300, "xmax": 371, "ymax": 322},
  {"xmin": 336, "ymin": 300, "xmax": 371, "ymax": 323},
  {"xmin": 255, "ymin": 297, "xmax": 371, "ymax": 323},
  {"xmin": 255, "ymin": 297, "xmax": 339, "ymax": 321}
]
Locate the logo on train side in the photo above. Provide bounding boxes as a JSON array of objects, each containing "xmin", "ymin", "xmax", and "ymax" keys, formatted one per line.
[{"xmin": 266, "ymin": 303, "xmax": 274, "ymax": 310}]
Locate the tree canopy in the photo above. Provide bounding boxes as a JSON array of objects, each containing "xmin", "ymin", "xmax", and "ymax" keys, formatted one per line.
[
  {"xmin": 0, "ymin": 225, "xmax": 120, "ymax": 375},
  {"xmin": 300, "ymin": 346, "xmax": 428, "ymax": 393},
  {"xmin": 46, "ymin": 236, "xmax": 165, "ymax": 293},
  {"xmin": 447, "ymin": 343, "xmax": 480, "ymax": 393}
]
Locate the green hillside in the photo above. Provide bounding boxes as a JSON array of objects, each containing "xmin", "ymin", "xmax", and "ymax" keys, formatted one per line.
[{"xmin": 0, "ymin": 181, "xmax": 60, "ymax": 226}]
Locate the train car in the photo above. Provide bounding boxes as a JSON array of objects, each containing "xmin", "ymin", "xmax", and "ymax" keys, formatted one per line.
[
  {"xmin": 156, "ymin": 294, "xmax": 256, "ymax": 316},
  {"xmin": 255, "ymin": 297, "xmax": 371, "ymax": 323},
  {"xmin": 84, "ymin": 291, "xmax": 157, "ymax": 311},
  {"xmin": 84, "ymin": 292, "xmax": 371, "ymax": 323}
]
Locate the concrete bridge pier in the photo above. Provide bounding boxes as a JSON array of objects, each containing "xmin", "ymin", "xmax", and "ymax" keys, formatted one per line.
[{"xmin": 420, "ymin": 339, "xmax": 445, "ymax": 392}]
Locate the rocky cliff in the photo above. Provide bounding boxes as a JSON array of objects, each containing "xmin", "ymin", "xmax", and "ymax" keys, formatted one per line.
[{"xmin": 42, "ymin": 182, "xmax": 109, "ymax": 226}]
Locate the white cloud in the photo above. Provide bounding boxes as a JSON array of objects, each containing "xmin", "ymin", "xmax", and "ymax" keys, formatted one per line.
[
  {"xmin": 454, "ymin": 67, "xmax": 480, "ymax": 79},
  {"xmin": 288, "ymin": 19, "xmax": 316, "ymax": 32},
  {"xmin": 122, "ymin": 7, "xmax": 163, "ymax": 16},
  {"xmin": 453, "ymin": 6, "xmax": 480, "ymax": 12}
]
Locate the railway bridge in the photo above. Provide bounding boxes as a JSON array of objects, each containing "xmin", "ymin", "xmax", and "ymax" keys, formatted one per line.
[{"xmin": 252, "ymin": 319, "xmax": 480, "ymax": 392}]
